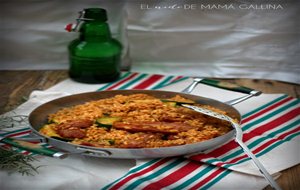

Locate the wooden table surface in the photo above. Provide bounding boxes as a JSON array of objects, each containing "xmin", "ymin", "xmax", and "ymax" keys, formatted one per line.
[{"xmin": 0, "ymin": 70, "xmax": 299, "ymax": 190}]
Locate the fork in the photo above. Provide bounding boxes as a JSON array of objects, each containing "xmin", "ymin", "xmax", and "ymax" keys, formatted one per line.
[{"xmin": 182, "ymin": 104, "xmax": 282, "ymax": 190}]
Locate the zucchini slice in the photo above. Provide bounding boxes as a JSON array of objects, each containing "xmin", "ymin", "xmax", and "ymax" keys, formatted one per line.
[
  {"xmin": 95, "ymin": 117, "xmax": 121, "ymax": 129},
  {"xmin": 48, "ymin": 118, "xmax": 61, "ymax": 124},
  {"xmin": 160, "ymin": 99, "xmax": 194, "ymax": 107},
  {"xmin": 163, "ymin": 101, "xmax": 177, "ymax": 107},
  {"xmin": 107, "ymin": 139, "xmax": 115, "ymax": 145}
]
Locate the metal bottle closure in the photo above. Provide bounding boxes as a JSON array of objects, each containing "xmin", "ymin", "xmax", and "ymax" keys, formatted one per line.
[{"xmin": 65, "ymin": 10, "xmax": 93, "ymax": 32}]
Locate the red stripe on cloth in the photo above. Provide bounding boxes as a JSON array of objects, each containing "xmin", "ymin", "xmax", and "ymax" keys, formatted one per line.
[
  {"xmin": 132, "ymin": 74, "xmax": 164, "ymax": 89},
  {"xmin": 108, "ymin": 158, "xmax": 172, "ymax": 190},
  {"xmin": 190, "ymin": 167, "xmax": 227, "ymax": 190},
  {"xmin": 251, "ymin": 125, "xmax": 300, "ymax": 153},
  {"xmin": 142, "ymin": 161, "xmax": 202, "ymax": 189},
  {"xmin": 190, "ymin": 107, "xmax": 299, "ymax": 161},
  {"xmin": 170, "ymin": 76, "xmax": 184, "ymax": 83},
  {"xmin": 7, "ymin": 130, "xmax": 31, "ymax": 138},
  {"xmin": 242, "ymin": 97, "xmax": 294, "ymax": 124},
  {"xmin": 243, "ymin": 108, "xmax": 299, "ymax": 137},
  {"xmin": 106, "ymin": 73, "xmax": 139, "ymax": 90},
  {"xmin": 217, "ymin": 126, "xmax": 300, "ymax": 167}
]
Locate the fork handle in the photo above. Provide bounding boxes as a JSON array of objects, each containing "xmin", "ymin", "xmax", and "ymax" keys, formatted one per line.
[
  {"xmin": 199, "ymin": 78, "xmax": 261, "ymax": 95},
  {"xmin": 234, "ymin": 137, "xmax": 282, "ymax": 190}
]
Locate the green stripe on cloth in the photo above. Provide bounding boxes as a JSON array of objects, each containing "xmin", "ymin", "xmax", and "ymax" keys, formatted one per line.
[
  {"xmin": 222, "ymin": 101, "xmax": 299, "ymax": 161},
  {"xmin": 172, "ymin": 165, "xmax": 214, "ymax": 190},
  {"xmin": 118, "ymin": 73, "xmax": 148, "ymax": 89},
  {"xmin": 201, "ymin": 169, "xmax": 232, "ymax": 190},
  {"xmin": 151, "ymin": 75, "xmax": 174, "ymax": 89},
  {"xmin": 187, "ymin": 96, "xmax": 297, "ymax": 165},
  {"xmin": 128, "ymin": 158, "xmax": 162, "ymax": 174},
  {"xmin": 97, "ymin": 72, "xmax": 189, "ymax": 91},
  {"xmin": 220, "ymin": 119, "xmax": 300, "ymax": 167},
  {"xmin": 101, "ymin": 159, "xmax": 161, "ymax": 190},
  {"xmin": 97, "ymin": 72, "xmax": 132, "ymax": 91},
  {"xmin": 242, "ymin": 100, "xmax": 299, "ymax": 131},
  {"xmin": 242, "ymin": 95, "xmax": 288, "ymax": 119},
  {"xmin": 0, "ymin": 128, "xmax": 30, "ymax": 136},
  {"xmin": 152, "ymin": 76, "xmax": 189, "ymax": 89},
  {"xmin": 256, "ymin": 131, "xmax": 300, "ymax": 157},
  {"xmin": 191, "ymin": 100, "xmax": 299, "ymax": 168},
  {"xmin": 123, "ymin": 158, "xmax": 185, "ymax": 190}
]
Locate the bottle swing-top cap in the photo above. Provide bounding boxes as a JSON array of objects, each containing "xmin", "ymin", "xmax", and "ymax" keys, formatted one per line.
[{"xmin": 65, "ymin": 8, "xmax": 107, "ymax": 32}]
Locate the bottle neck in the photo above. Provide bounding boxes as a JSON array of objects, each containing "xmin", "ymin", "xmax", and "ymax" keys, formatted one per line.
[{"xmin": 80, "ymin": 21, "xmax": 111, "ymax": 42}]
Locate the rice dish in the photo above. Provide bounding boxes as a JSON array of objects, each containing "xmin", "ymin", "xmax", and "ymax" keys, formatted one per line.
[{"xmin": 39, "ymin": 94, "xmax": 233, "ymax": 148}]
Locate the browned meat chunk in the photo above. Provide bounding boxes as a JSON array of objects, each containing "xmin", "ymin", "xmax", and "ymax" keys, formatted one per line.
[
  {"xmin": 57, "ymin": 128, "xmax": 86, "ymax": 138},
  {"xmin": 55, "ymin": 119, "xmax": 92, "ymax": 139}
]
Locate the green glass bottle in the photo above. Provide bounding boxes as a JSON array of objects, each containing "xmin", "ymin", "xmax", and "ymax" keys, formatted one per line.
[{"xmin": 67, "ymin": 8, "xmax": 122, "ymax": 83}]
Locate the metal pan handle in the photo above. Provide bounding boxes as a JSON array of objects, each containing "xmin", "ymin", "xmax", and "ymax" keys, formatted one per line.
[
  {"xmin": 198, "ymin": 78, "xmax": 258, "ymax": 94},
  {"xmin": 0, "ymin": 136, "xmax": 112, "ymax": 158},
  {"xmin": 76, "ymin": 147, "xmax": 111, "ymax": 157},
  {"xmin": 182, "ymin": 78, "xmax": 262, "ymax": 105},
  {"xmin": 0, "ymin": 136, "xmax": 67, "ymax": 159}
]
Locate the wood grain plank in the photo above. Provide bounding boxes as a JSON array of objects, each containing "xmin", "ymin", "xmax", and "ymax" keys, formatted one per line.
[
  {"xmin": 0, "ymin": 70, "xmax": 68, "ymax": 113},
  {"xmin": 264, "ymin": 164, "xmax": 300, "ymax": 190}
]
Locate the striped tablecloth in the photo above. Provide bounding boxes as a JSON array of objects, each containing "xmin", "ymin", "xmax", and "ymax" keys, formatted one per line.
[{"xmin": 1, "ymin": 72, "xmax": 299, "ymax": 190}]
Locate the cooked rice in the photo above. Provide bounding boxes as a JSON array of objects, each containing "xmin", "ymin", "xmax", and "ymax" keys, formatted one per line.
[{"xmin": 40, "ymin": 94, "xmax": 233, "ymax": 148}]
